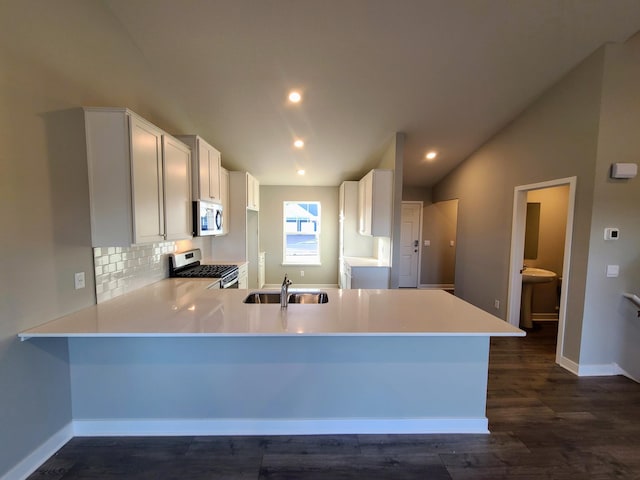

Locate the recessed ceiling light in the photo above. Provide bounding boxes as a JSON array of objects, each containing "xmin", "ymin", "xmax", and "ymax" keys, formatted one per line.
[
  {"xmin": 288, "ymin": 91, "xmax": 302, "ymax": 103},
  {"xmin": 426, "ymin": 151, "xmax": 437, "ymax": 160},
  {"xmin": 297, "ymin": 169, "xmax": 305, "ymax": 175},
  {"xmin": 294, "ymin": 139, "xmax": 304, "ymax": 148}
]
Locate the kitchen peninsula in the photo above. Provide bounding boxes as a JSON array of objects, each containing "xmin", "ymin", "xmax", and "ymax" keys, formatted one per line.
[{"xmin": 20, "ymin": 281, "xmax": 523, "ymax": 435}]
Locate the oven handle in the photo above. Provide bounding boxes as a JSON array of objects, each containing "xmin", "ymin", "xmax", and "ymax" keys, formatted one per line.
[{"xmin": 222, "ymin": 276, "xmax": 239, "ymax": 288}]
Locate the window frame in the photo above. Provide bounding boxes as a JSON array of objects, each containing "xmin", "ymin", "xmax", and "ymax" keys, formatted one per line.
[{"xmin": 282, "ymin": 201, "xmax": 321, "ymax": 266}]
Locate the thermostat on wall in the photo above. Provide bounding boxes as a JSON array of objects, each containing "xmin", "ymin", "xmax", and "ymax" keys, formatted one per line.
[
  {"xmin": 604, "ymin": 227, "xmax": 620, "ymax": 240},
  {"xmin": 610, "ymin": 163, "xmax": 637, "ymax": 179}
]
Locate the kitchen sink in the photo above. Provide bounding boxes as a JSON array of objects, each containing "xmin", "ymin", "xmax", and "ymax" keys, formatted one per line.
[{"xmin": 243, "ymin": 291, "xmax": 329, "ymax": 304}]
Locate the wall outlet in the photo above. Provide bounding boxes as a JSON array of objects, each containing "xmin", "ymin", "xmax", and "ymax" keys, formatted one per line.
[
  {"xmin": 74, "ymin": 272, "xmax": 86, "ymax": 290},
  {"xmin": 494, "ymin": 299, "xmax": 500, "ymax": 310},
  {"xmin": 300, "ymin": 270, "xmax": 304, "ymax": 277}
]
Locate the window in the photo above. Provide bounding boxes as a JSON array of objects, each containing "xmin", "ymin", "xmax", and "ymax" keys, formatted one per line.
[{"xmin": 283, "ymin": 201, "xmax": 321, "ymax": 265}]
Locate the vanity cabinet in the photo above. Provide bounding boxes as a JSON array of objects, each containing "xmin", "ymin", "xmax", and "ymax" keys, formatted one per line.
[
  {"xmin": 358, "ymin": 169, "xmax": 393, "ymax": 236},
  {"xmin": 246, "ymin": 172, "xmax": 260, "ymax": 211},
  {"xmin": 84, "ymin": 107, "xmax": 192, "ymax": 247},
  {"xmin": 175, "ymin": 135, "xmax": 221, "ymax": 202}
]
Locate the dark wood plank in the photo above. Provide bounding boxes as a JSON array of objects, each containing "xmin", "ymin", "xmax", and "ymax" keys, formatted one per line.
[{"xmin": 26, "ymin": 321, "xmax": 640, "ymax": 479}]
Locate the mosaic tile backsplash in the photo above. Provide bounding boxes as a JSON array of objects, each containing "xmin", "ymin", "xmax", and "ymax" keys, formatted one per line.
[{"xmin": 93, "ymin": 242, "xmax": 177, "ymax": 303}]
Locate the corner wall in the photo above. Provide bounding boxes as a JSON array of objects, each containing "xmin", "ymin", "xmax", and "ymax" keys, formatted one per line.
[
  {"xmin": 432, "ymin": 48, "xmax": 605, "ymax": 364},
  {"xmin": 0, "ymin": 1, "xmax": 194, "ymax": 476},
  {"xmin": 581, "ymin": 38, "xmax": 640, "ymax": 377}
]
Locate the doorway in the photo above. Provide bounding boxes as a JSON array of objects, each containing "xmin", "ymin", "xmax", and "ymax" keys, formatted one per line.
[
  {"xmin": 507, "ymin": 177, "xmax": 577, "ymax": 363},
  {"xmin": 399, "ymin": 202, "xmax": 422, "ymax": 287}
]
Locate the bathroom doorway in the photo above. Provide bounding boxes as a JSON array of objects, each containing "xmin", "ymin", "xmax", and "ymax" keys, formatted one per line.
[{"xmin": 507, "ymin": 177, "xmax": 576, "ymax": 363}]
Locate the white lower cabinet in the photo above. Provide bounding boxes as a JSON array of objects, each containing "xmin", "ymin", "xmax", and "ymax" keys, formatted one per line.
[
  {"xmin": 85, "ymin": 107, "xmax": 192, "ymax": 247},
  {"xmin": 237, "ymin": 263, "xmax": 248, "ymax": 289},
  {"xmin": 341, "ymin": 258, "xmax": 389, "ymax": 289}
]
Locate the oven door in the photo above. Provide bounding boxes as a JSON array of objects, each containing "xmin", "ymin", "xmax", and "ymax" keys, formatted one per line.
[
  {"xmin": 222, "ymin": 276, "xmax": 239, "ymax": 288},
  {"xmin": 194, "ymin": 200, "xmax": 223, "ymax": 236}
]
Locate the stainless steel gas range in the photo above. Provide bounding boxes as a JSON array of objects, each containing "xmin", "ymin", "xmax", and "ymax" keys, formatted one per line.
[{"xmin": 169, "ymin": 249, "xmax": 238, "ymax": 288}]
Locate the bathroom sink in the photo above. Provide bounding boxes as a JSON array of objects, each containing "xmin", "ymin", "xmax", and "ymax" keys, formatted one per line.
[
  {"xmin": 243, "ymin": 291, "xmax": 329, "ymax": 304},
  {"xmin": 522, "ymin": 267, "xmax": 557, "ymax": 284}
]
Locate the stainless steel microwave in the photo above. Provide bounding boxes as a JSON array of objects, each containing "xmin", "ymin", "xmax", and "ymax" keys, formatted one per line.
[{"xmin": 193, "ymin": 200, "xmax": 223, "ymax": 236}]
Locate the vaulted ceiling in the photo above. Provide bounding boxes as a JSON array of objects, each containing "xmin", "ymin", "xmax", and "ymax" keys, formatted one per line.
[{"xmin": 105, "ymin": 0, "xmax": 640, "ymax": 186}]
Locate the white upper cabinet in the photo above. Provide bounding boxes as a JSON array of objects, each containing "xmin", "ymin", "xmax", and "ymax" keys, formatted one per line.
[
  {"xmin": 85, "ymin": 107, "xmax": 192, "ymax": 246},
  {"xmin": 129, "ymin": 114, "xmax": 165, "ymax": 244},
  {"xmin": 246, "ymin": 172, "xmax": 259, "ymax": 211},
  {"xmin": 162, "ymin": 135, "xmax": 192, "ymax": 241},
  {"xmin": 358, "ymin": 169, "xmax": 393, "ymax": 237},
  {"xmin": 176, "ymin": 135, "xmax": 221, "ymax": 202},
  {"xmin": 219, "ymin": 166, "xmax": 229, "ymax": 235}
]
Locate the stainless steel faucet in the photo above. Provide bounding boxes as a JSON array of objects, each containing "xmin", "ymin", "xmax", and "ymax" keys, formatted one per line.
[{"xmin": 281, "ymin": 274, "xmax": 292, "ymax": 308}]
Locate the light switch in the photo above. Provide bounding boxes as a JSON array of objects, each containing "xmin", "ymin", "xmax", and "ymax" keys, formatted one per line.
[
  {"xmin": 606, "ymin": 265, "xmax": 619, "ymax": 278},
  {"xmin": 449, "ymin": 240, "xmax": 455, "ymax": 247},
  {"xmin": 604, "ymin": 228, "xmax": 619, "ymax": 240},
  {"xmin": 424, "ymin": 240, "xmax": 430, "ymax": 247}
]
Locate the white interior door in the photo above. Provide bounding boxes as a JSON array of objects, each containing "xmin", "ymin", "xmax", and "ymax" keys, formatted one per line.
[{"xmin": 399, "ymin": 202, "xmax": 422, "ymax": 287}]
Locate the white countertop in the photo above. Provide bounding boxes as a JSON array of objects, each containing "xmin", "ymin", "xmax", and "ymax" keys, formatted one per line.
[
  {"xmin": 19, "ymin": 280, "xmax": 524, "ymax": 339},
  {"xmin": 343, "ymin": 256, "xmax": 391, "ymax": 267}
]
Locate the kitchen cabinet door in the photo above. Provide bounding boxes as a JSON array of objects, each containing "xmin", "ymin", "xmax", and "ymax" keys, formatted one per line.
[
  {"xmin": 163, "ymin": 135, "xmax": 192, "ymax": 241},
  {"xmin": 198, "ymin": 140, "xmax": 221, "ymax": 202},
  {"xmin": 175, "ymin": 135, "xmax": 221, "ymax": 202},
  {"xmin": 220, "ymin": 167, "xmax": 229, "ymax": 234},
  {"xmin": 358, "ymin": 169, "xmax": 393, "ymax": 237},
  {"xmin": 129, "ymin": 114, "xmax": 165, "ymax": 244},
  {"xmin": 247, "ymin": 172, "xmax": 260, "ymax": 211}
]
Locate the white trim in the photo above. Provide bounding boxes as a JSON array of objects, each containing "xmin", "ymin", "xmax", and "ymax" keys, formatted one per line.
[
  {"xmin": 577, "ymin": 363, "xmax": 622, "ymax": 377},
  {"xmin": 72, "ymin": 417, "xmax": 488, "ymax": 436},
  {"xmin": 419, "ymin": 283, "xmax": 455, "ymax": 290},
  {"xmin": 557, "ymin": 355, "xmax": 580, "ymax": 376},
  {"xmin": 1, "ymin": 423, "xmax": 73, "ymax": 480},
  {"xmin": 262, "ymin": 283, "xmax": 339, "ymax": 289},
  {"xmin": 507, "ymin": 177, "xmax": 576, "ymax": 363},
  {"xmin": 615, "ymin": 364, "xmax": 640, "ymax": 383}
]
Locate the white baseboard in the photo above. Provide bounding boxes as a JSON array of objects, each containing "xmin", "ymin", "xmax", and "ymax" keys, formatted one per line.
[
  {"xmin": 557, "ymin": 356, "xmax": 639, "ymax": 382},
  {"xmin": 73, "ymin": 417, "xmax": 488, "ymax": 436},
  {"xmin": 263, "ymin": 284, "xmax": 339, "ymax": 289},
  {"xmin": 6, "ymin": 417, "xmax": 488, "ymax": 477},
  {"xmin": 2, "ymin": 422, "xmax": 73, "ymax": 480},
  {"xmin": 557, "ymin": 355, "xmax": 579, "ymax": 375},
  {"xmin": 418, "ymin": 284, "xmax": 454, "ymax": 290}
]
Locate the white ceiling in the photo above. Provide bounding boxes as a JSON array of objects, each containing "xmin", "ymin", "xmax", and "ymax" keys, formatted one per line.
[{"xmin": 105, "ymin": 0, "xmax": 640, "ymax": 187}]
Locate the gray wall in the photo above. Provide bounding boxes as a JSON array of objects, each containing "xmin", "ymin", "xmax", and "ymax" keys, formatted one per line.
[
  {"xmin": 260, "ymin": 186, "xmax": 339, "ymax": 286},
  {"xmin": 0, "ymin": 1, "xmax": 195, "ymax": 475},
  {"xmin": 433, "ymin": 38, "xmax": 640, "ymax": 375},
  {"xmin": 581, "ymin": 37, "xmax": 640, "ymax": 376},
  {"xmin": 422, "ymin": 200, "xmax": 459, "ymax": 286},
  {"xmin": 433, "ymin": 47, "xmax": 604, "ymax": 363}
]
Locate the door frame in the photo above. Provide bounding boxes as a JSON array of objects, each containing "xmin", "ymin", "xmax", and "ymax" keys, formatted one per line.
[
  {"xmin": 400, "ymin": 201, "xmax": 423, "ymax": 287},
  {"xmin": 506, "ymin": 176, "xmax": 577, "ymax": 362}
]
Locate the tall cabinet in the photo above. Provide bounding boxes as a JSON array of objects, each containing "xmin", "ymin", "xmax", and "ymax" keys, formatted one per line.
[
  {"xmin": 84, "ymin": 107, "xmax": 192, "ymax": 247},
  {"xmin": 212, "ymin": 172, "xmax": 260, "ymax": 288}
]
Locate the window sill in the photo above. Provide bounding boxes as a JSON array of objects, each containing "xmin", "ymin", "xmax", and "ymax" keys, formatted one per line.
[{"xmin": 282, "ymin": 262, "xmax": 322, "ymax": 267}]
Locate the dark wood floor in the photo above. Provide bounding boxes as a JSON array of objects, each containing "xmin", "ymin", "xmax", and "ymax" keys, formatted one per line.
[{"xmin": 28, "ymin": 323, "xmax": 640, "ymax": 479}]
